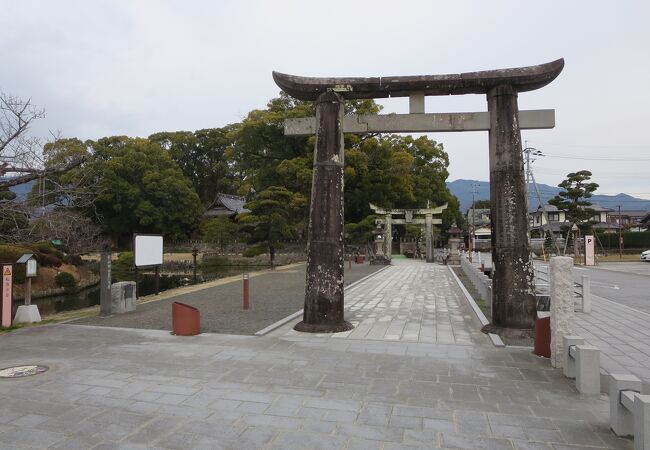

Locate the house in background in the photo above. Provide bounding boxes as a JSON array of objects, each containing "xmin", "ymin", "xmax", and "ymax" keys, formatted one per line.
[
  {"xmin": 466, "ymin": 208, "xmax": 491, "ymax": 250},
  {"xmin": 203, "ymin": 193, "xmax": 250, "ymax": 219},
  {"xmin": 606, "ymin": 210, "xmax": 649, "ymax": 232},
  {"xmin": 640, "ymin": 212, "xmax": 650, "ymax": 230},
  {"xmin": 529, "ymin": 203, "xmax": 619, "ymax": 237}
]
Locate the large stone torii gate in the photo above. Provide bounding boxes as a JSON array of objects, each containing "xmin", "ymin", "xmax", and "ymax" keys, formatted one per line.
[{"xmin": 274, "ymin": 59, "xmax": 564, "ymax": 334}]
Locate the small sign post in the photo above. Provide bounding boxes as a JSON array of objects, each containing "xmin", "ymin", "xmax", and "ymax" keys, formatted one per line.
[
  {"xmin": 133, "ymin": 234, "xmax": 164, "ymax": 298},
  {"xmin": 584, "ymin": 235, "xmax": 595, "ymax": 266},
  {"xmin": 2, "ymin": 265, "xmax": 12, "ymax": 327}
]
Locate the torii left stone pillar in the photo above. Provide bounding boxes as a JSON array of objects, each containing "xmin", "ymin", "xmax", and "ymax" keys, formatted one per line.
[{"xmin": 294, "ymin": 91, "xmax": 353, "ymax": 333}]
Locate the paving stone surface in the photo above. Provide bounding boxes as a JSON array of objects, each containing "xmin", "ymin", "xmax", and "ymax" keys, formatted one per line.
[
  {"xmin": 278, "ymin": 259, "xmax": 490, "ymax": 346},
  {"xmin": 0, "ymin": 322, "xmax": 631, "ymax": 449},
  {"xmin": 575, "ymin": 296, "xmax": 650, "ymax": 390},
  {"xmin": 0, "ymin": 259, "xmax": 636, "ymax": 448}
]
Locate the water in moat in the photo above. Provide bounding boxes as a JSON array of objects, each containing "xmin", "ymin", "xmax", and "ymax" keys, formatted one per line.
[{"xmin": 13, "ymin": 265, "xmax": 261, "ymax": 316}]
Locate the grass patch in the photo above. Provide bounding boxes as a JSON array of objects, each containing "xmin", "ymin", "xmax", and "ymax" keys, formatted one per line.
[
  {"xmin": 452, "ymin": 267, "xmax": 534, "ymax": 347},
  {"xmin": 0, "ymin": 319, "xmax": 58, "ymax": 334}
]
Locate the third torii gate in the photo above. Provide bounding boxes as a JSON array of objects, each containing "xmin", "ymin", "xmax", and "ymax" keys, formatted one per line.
[
  {"xmin": 275, "ymin": 59, "xmax": 564, "ymax": 335},
  {"xmin": 370, "ymin": 202, "xmax": 447, "ymax": 262}
]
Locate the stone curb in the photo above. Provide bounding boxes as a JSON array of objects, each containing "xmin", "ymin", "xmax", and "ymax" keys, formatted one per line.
[
  {"xmin": 447, "ymin": 265, "xmax": 505, "ymax": 347},
  {"xmin": 254, "ymin": 264, "xmax": 392, "ymax": 336}
]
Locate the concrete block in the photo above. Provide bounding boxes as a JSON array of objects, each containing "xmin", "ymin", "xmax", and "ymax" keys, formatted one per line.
[
  {"xmin": 575, "ymin": 345, "xmax": 600, "ymax": 395},
  {"xmin": 609, "ymin": 373, "xmax": 642, "ymax": 437},
  {"xmin": 13, "ymin": 305, "xmax": 42, "ymax": 324},
  {"xmin": 633, "ymin": 394, "xmax": 650, "ymax": 450},
  {"xmin": 562, "ymin": 336, "xmax": 584, "ymax": 378},
  {"xmin": 110, "ymin": 281, "xmax": 137, "ymax": 314},
  {"xmin": 550, "ymin": 256, "xmax": 575, "ymax": 368}
]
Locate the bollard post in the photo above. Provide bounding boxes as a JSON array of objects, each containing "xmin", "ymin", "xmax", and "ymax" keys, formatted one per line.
[
  {"xmin": 581, "ymin": 274, "xmax": 591, "ymax": 313},
  {"xmin": 575, "ymin": 345, "xmax": 600, "ymax": 395},
  {"xmin": 562, "ymin": 336, "xmax": 584, "ymax": 378},
  {"xmin": 243, "ymin": 273, "xmax": 250, "ymax": 310},
  {"xmin": 348, "ymin": 256, "xmax": 352, "ymax": 270},
  {"xmin": 609, "ymin": 373, "xmax": 642, "ymax": 437}
]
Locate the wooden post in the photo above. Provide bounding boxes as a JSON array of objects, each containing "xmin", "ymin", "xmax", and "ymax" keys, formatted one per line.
[
  {"xmin": 100, "ymin": 251, "xmax": 112, "ymax": 315},
  {"xmin": 154, "ymin": 265, "xmax": 160, "ymax": 295},
  {"xmin": 486, "ymin": 84, "xmax": 536, "ymax": 333},
  {"xmin": 294, "ymin": 91, "xmax": 352, "ymax": 333},
  {"xmin": 25, "ymin": 277, "xmax": 32, "ymax": 306}
]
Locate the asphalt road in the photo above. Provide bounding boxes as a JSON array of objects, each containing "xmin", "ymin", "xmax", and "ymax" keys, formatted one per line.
[
  {"xmin": 536, "ymin": 261, "xmax": 650, "ymax": 314},
  {"xmin": 72, "ymin": 262, "xmax": 385, "ymax": 335}
]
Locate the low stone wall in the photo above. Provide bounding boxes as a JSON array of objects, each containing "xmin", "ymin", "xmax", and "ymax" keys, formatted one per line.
[{"xmin": 460, "ymin": 256, "xmax": 492, "ymax": 308}]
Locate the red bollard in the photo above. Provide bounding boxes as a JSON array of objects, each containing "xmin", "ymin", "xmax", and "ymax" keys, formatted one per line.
[
  {"xmin": 534, "ymin": 313, "xmax": 551, "ymax": 358},
  {"xmin": 172, "ymin": 302, "xmax": 200, "ymax": 336},
  {"xmin": 243, "ymin": 273, "xmax": 250, "ymax": 310}
]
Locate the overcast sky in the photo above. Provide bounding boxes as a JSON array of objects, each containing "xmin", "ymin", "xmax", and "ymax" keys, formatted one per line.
[{"xmin": 2, "ymin": 0, "xmax": 649, "ymax": 202}]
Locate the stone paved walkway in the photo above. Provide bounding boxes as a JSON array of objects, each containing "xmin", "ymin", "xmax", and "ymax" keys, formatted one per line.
[
  {"xmin": 0, "ymin": 324, "xmax": 629, "ymax": 449},
  {"xmin": 0, "ymin": 259, "xmax": 632, "ymax": 449},
  {"xmin": 576, "ymin": 296, "xmax": 650, "ymax": 390},
  {"xmin": 278, "ymin": 260, "xmax": 490, "ymax": 346}
]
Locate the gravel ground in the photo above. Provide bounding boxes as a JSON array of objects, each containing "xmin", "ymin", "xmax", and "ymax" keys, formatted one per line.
[{"xmin": 72, "ymin": 262, "xmax": 384, "ymax": 335}]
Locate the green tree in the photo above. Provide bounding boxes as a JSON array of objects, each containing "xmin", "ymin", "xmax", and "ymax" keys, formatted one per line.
[
  {"xmin": 200, "ymin": 217, "xmax": 239, "ymax": 246},
  {"xmin": 149, "ymin": 127, "xmax": 236, "ymax": 204},
  {"xmin": 549, "ymin": 170, "xmax": 599, "ymax": 233},
  {"xmin": 549, "ymin": 170, "xmax": 599, "ymax": 254},
  {"xmin": 237, "ymin": 186, "xmax": 305, "ymax": 266},
  {"xmin": 473, "ymin": 199, "xmax": 491, "ymax": 209},
  {"xmin": 89, "ymin": 137, "xmax": 203, "ymax": 242}
]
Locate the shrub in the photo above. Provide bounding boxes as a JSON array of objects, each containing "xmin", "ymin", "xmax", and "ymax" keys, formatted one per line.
[
  {"xmin": 113, "ymin": 251, "xmax": 134, "ymax": 272},
  {"xmin": 0, "ymin": 244, "xmax": 30, "ymax": 264},
  {"xmin": 63, "ymin": 254, "xmax": 83, "ymax": 266},
  {"xmin": 243, "ymin": 245, "xmax": 267, "ymax": 258},
  {"xmin": 55, "ymin": 272, "xmax": 77, "ymax": 290}
]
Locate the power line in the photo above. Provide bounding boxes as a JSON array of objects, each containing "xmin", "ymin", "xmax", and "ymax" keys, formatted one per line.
[
  {"xmin": 531, "ymin": 140, "xmax": 648, "ymax": 150},
  {"xmin": 541, "ymin": 153, "xmax": 650, "ymax": 161}
]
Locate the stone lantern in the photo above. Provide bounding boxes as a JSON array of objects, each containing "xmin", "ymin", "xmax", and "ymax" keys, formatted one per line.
[
  {"xmin": 371, "ymin": 224, "xmax": 391, "ymax": 265},
  {"xmin": 447, "ymin": 223, "xmax": 462, "ymax": 265}
]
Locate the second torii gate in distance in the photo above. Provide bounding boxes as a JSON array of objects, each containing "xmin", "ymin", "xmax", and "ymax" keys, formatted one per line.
[
  {"xmin": 275, "ymin": 58, "xmax": 564, "ymax": 335},
  {"xmin": 370, "ymin": 203, "xmax": 447, "ymax": 262}
]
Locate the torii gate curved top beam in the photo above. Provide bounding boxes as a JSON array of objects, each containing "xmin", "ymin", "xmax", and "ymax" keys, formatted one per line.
[{"xmin": 272, "ymin": 58, "xmax": 564, "ymax": 100}]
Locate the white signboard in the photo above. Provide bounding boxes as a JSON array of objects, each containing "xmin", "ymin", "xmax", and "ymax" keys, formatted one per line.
[
  {"xmin": 26, "ymin": 259, "xmax": 37, "ymax": 277},
  {"xmin": 584, "ymin": 235, "xmax": 595, "ymax": 266},
  {"xmin": 134, "ymin": 234, "xmax": 163, "ymax": 267}
]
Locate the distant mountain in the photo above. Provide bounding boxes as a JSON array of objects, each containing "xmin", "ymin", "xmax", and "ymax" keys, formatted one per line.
[{"xmin": 447, "ymin": 179, "xmax": 650, "ymax": 213}]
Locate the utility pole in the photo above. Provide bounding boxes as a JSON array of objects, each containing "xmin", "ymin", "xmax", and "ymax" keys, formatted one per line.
[
  {"xmin": 618, "ymin": 205, "xmax": 623, "ymax": 259},
  {"xmin": 469, "ymin": 183, "xmax": 478, "ymax": 260}
]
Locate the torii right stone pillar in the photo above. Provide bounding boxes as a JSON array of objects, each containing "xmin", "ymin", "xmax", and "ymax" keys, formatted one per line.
[{"xmin": 486, "ymin": 84, "xmax": 536, "ymax": 333}]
